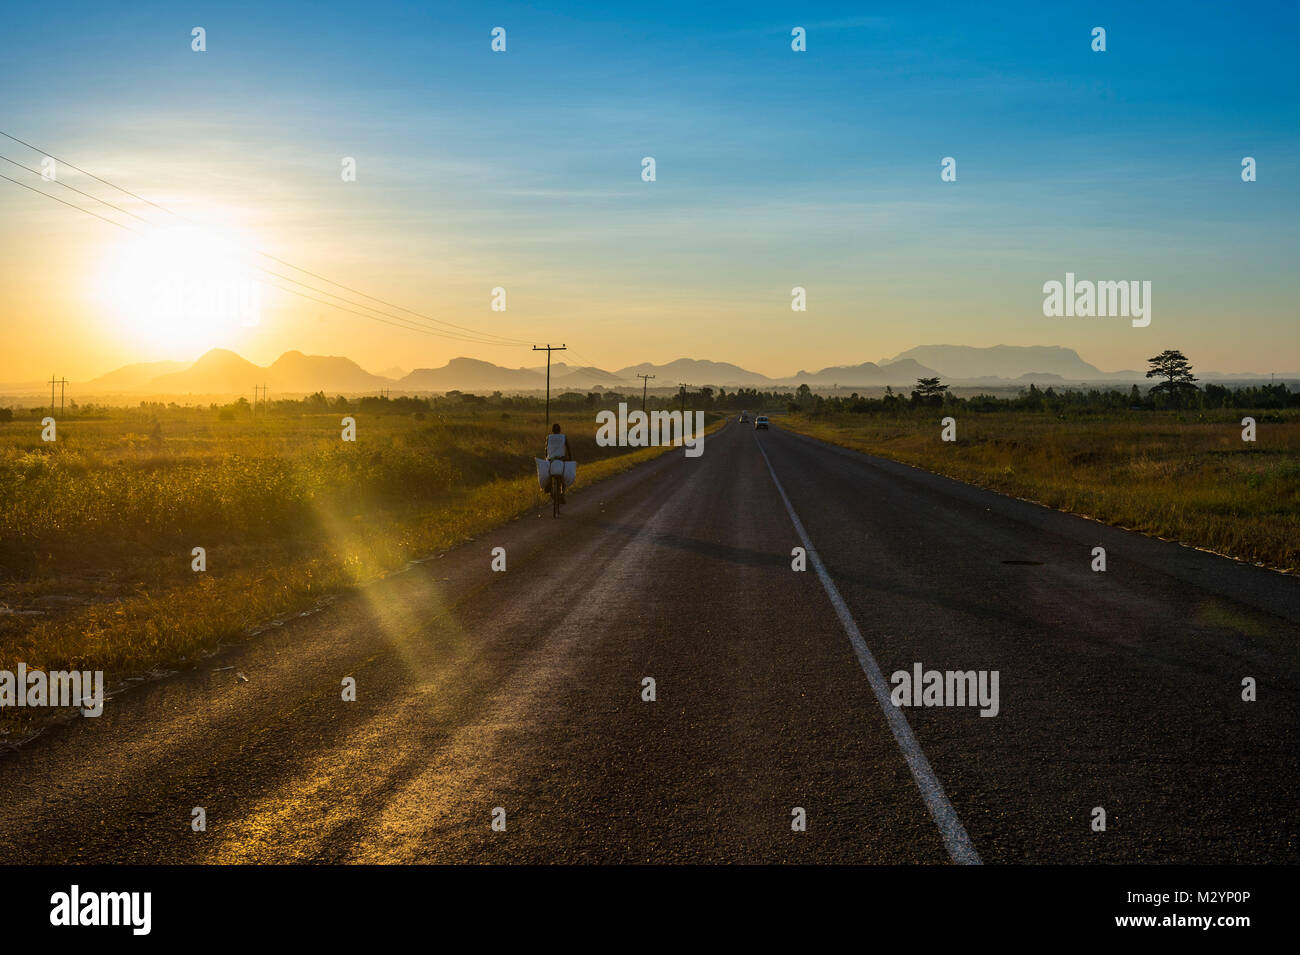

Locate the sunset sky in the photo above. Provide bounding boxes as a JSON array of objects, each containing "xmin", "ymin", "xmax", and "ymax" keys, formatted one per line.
[{"xmin": 1, "ymin": 0, "xmax": 1297, "ymax": 383}]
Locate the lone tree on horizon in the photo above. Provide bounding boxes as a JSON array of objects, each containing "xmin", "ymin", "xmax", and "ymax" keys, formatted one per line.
[
  {"xmin": 914, "ymin": 376, "xmax": 949, "ymax": 398},
  {"xmin": 1145, "ymin": 349, "xmax": 1198, "ymax": 403}
]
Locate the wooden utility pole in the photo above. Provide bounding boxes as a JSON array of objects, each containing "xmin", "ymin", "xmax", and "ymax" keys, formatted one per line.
[
  {"xmin": 637, "ymin": 373, "xmax": 655, "ymax": 412},
  {"xmin": 679, "ymin": 382, "xmax": 688, "ymax": 416},
  {"xmin": 49, "ymin": 375, "xmax": 67, "ymax": 416},
  {"xmin": 532, "ymin": 344, "xmax": 567, "ymax": 426}
]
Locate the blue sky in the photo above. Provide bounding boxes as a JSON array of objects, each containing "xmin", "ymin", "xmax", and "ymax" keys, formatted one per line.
[{"xmin": 1, "ymin": 0, "xmax": 1297, "ymax": 379}]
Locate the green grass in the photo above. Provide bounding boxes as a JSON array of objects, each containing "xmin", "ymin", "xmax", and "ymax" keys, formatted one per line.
[
  {"xmin": 0, "ymin": 407, "xmax": 721, "ymax": 694},
  {"xmin": 781, "ymin": 409, "xmax": 1300, "ymax": 573}
]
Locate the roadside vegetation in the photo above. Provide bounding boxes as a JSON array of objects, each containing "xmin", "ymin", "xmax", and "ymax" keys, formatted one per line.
[
  {"xmin": 777, "ymin": 357, "xmax": 1299, "ymax": 574},
  {"xmin": 0, "ymin": 394, "xmax": 721, "ymax": 701}
]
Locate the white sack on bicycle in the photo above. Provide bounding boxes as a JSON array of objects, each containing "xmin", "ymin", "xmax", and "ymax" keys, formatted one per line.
[{"xmin": 535, "ymin": 458, "xmax": 576, "ymax": 489}]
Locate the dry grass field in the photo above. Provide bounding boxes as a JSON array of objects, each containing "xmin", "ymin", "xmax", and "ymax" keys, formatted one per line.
[
  {"xmin": 0, "ymin": 406, "xmax": 719, "ymax": 692},
  {"xmin": 782, "ymin": 408, "xmax": 1300, "ymax": 574}
]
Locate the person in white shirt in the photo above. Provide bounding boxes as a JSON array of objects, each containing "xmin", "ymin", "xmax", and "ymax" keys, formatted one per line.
[{"xmin": 545, "ymin": 422, "xmax": 573, "ymax": 504}]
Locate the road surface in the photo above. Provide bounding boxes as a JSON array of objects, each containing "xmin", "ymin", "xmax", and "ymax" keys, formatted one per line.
[{"xmin": 1, "ymin": 419, "xmax": 1297, "ymax": 863}]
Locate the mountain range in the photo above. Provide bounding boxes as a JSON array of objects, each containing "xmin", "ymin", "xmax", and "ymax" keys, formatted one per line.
[
  {"xmin": 32, "ymin": 345, "xmax": 1292, "ymax": 397},
  {"xmin": 882, "ymin": 345, "xmax": 1136, "ymax": 381}
]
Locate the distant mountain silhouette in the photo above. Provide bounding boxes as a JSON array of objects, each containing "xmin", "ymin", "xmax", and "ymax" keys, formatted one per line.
[
  {"xmin": 781, "ymin": 359, "xmax": 940, "ymax": 386},
  {"xmin": 881, "ymin": 345, "xmax": 1107, "ymax": 381},
  {"xmin": 613, "ymin": 358, "xmax": 774, "ymax": 384},
  {"xmin": 267, "ymin": 351, "xmax": 390, "ymax": 392},
  {"xmin": 85, "ymin": 359, "xmax": 191, "ymax": 391},
  {"xmin": 551, "ymin": 365, "xmax": 629, "ymax": 390},
  {"xmin": 400, "ymin": 358, "xmax": 543, "ymax": 392},
  {"xmin": 147, "ymin": 349, "xmax": 264, "ymax": 393},
  {"xmin": 144, "ymin": 349, "xmax": 388, "ymax": 394},
  {"xmin": 74, "ymin": 344, "xmax": 1287, "ymax": 398}
]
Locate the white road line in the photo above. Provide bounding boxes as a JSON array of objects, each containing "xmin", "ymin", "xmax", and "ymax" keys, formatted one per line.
[{"xmin": 754, "ymin": 433, "xmax": 983, "ymax": 865}]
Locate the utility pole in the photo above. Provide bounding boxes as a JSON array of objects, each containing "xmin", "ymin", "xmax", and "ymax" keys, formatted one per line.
[
  {"xmin": 49, "ymin": 375, "xmax": 67, "ymax": 416},
  {"xmin": 253, "ymin": 383, "xmax": 268, "ymax": 413},
  {"xmin": 532, "ymin": 344, "xmax": 566, "ymax": 426},
  {"xmin": 679, "ymin": 382, "xmax": 688, "ymax": 416},
  {"xmin": 637, "ymin": 373, "xmax": 655, "ymax": 412}
]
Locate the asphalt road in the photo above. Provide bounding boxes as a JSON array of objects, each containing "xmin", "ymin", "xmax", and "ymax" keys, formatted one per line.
[{"xmin": 1, "ymin": 419, "xmax": 1297, "ymax": 863}]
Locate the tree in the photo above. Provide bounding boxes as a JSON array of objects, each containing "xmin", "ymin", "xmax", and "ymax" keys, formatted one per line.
[
  {"xmin": 1145, "ymin": 350, "xmax": 1198, "ymax": 403},
  {"xmin": 914, "ymin": 376, "xmax": 948, "ymax": 398}
]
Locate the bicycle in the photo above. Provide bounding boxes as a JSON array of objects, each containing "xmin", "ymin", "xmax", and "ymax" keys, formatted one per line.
[{"xmin": 548, "ymin": 472, "xmax": 564, "ymax": 518}]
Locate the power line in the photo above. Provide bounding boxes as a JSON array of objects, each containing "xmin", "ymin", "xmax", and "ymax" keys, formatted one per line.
[
  {"xmin": 0, "ymin": 130, "xmax": 174, "ymax": 217},
  {"xmin": 249, "ymin": 251, "xmax": 533, "ymax": 346},
  {"xmin": 0, "ymin": 129, "xmax": 534, "ymax": 347},
  {"xmin": 6, "ymin": 162, "xmax": 618, "ymax": 384},
  {"xmin": 0, "ymin": 170, "xmax": 531, "ymax": 346},
  {"xmin": 565, "ymin": 348, "xmax": 607, "ymax": 374},
  {"xmin": 1, "ymin": 142, "xmax": 529, "ymax": 346},
  {"xmin": 0, "ymin": 154, "xmax": 152, "ymax": 224},
  {"xmin": 0, "ymin": 172, "xmax": 144, "ymax": 232},
  {"xmin": 252, "ymin": 263, "xmax": 523, "ymax": 345},
  {"xmin": 0, "ymin": 135, "xmax": 640, "ymax": 380}
]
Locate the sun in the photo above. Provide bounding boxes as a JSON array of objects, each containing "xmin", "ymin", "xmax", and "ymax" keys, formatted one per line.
[{"xmin": 95, "ymin": 223, "xmax": 262, "ymax": 354}]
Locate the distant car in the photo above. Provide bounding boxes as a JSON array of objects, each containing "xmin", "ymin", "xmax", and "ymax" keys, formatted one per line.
[
  {"xmin": 739, "ymin": 411, "xmax": 749, "ymax": 423},
  {"xmin": 754, "ymin": 415, "xmax": 770, "ymax": 430}
]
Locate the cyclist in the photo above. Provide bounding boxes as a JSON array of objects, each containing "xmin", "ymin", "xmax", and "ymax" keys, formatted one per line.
[{"xmin": 545, "ymin": 422, "xmax": 573, "ymax": 504}]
